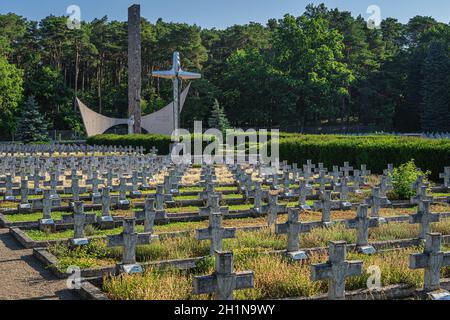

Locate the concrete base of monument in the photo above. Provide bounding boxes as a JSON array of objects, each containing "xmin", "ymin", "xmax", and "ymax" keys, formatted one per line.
[
  {"xmin": 130, "ymin": 191, "xmax": 142, "ymax": 199},
  {"xmin": 340, "ymin": 202, "xmax": 353, "ymax": 210},
  {"xmin": 39, "ymin": 219, "xmax": 56, "ymax": 233},
  {"xmin": 97, "ymin": 216, "xmax": 115, "ymax": 229},
  {"xmin": 299, "ymin": 204, "xmax": 312, "ymax": 211},
  {"xmin": 71, "ymin": 238, "xmax": 89, "ymax": 246},
  {"xmin": 287, "ymin": 251, "xmax": 307, "ymax": 261},
  {"xmin": 117, "ymin": 199, "xmax": 130, "ymax": 210},
  {"xmin": 322, "ymin": 221, "xmax": 335, "ymax": 228},
  {"xmin": 18, "ymin": 203, "xmax": 32, "ymax": 213},
  {"xmin": 427, "ymin": 290, "xmax": 450, "ymax": 300},
  {"xmin": 357, "ymin": 245, "xmax": 376, "ymax": 255},
  {"xmin": 117, "ymin": 263, "xmax": 144, "ymax": 275},
  {"xmin": 92, "ymin": 193, "xmax": 102, "ymax": 205}
]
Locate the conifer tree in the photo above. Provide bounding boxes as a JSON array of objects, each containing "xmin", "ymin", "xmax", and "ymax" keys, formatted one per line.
[
  {"xmin": 208, "ymin": 99, "xmax": 230, "ymax": 132},
  {"xmin": 16, "ymin": 96, "xmax": 49, "ymax": 143},
  {"xmin": 421, "ymin": 41, "xmax": 450, "ymax": 132}
]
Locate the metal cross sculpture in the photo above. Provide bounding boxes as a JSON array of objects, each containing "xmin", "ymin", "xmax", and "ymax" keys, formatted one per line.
[{"xmin": 152, "ymin": 52, "xmax": 201, "ymax": 132}]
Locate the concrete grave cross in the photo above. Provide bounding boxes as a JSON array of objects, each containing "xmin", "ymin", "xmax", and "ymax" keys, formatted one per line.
[
  {"xmin": 351, "ymin": 169, "xmax": 363, "ymax": 192},
  {"xmin": 411, "ymin": 185, "xmax": 433, "ymax": 209},
  {"xmin": 19, "ymin": 178, "xmax": 29, "ymax": 205},
  {"xmin": 296, "ymin": 180, "xmax": 313, "ymax": 210},
  {"xmin": 365, "ymin": 187, "xmax": 389, "ymax": 219},
  {"xmin": 118, "ymin": 176, "xmax": 132, "ymax": 205},
  {"xmin": 101, "ymin": 187, "xmax": 112, "ymax": 217},
  {"xmin": 86, "ymin": 170, "xmax": 104, "ymax": 196},
  {"xmin": 265, "ymin": 194, "xmax": 287, "ymax": 227},
  {"xmin": 315, "ymin": 170, "xmax": 329, "ymax": 194},
  {"xmin": 410, "ymin": 233, "xmax": 450, "ymax": 294},
  {"xmin": 71, "ymin": 177, "xmax": 81, "ymax": 202},
  {"xmin": 107, "ymin": 218, "xmax": 157, "ymax": 269},
  {"xmin": 200, "ymin": 194, "xmax": 228, "ymax": 216},
  {"xmin": 346, "ymin": 204, "xmax": 379, "ymax": 254},
  {"xmin": 3, "ymin": 174, "xmax": 15, "ymax": 200},
  {"xmin": 360, "ymin": 165, "xmax": 371, "ymax": 182},
  {"xmin": 253, "ymin": 181, "xmax": 268, "ymax": 213},
  {"xmin": 310, "ymin": 241, "xmax": 363, "ymax": 300},
  {"xmin": 439, "ymin": 167, "xmax": 450, "ymax": 188},
  {"xmin": 275, "ymin": 208, "xmax": 311, "ymax": 260},
  {"xmin": 314, "ymin": 190, "xmax": 340, "ymax": 226},
  {"xmin": 335, "ymin": 177, "xmax": 352, "ymax": 209},
  {"xmin": 412, "ymin": 175, "xmax": 426, "ymax": 195},
  {"xmin": 193, "ymin": 251, "xmax": 254, "ymax": 300},
  {"xmin": 72, "ymin": 201, "xmax": 90, "ymax": 245},
  {"xmin": 340, "ymin": 162, "xmax": 353, "ymax": 178},
  {"xmin": 196, "ymin": 213, "xmax": 236, "ymax": 255},
  {"xmin": 378, "ymin": 174, "xmax": 393, "ymax": 197},
  {"xmin": 143, "ymin": 198, "xmax": 156, "ymax": 233},
  {"xmin": 39, "ymin": 189, "xmax": 55, "ymax": 233},
  {"xmin": 330, "ymin": 166, "xmax": 343, "ymax": 186},
  {"xmin": 409, "ymin": 200, "xmax": 440, "ymax": 240}
]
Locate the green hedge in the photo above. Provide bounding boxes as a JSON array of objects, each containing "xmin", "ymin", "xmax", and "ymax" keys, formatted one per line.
[
  {"xmin": 279, "ymin": 135, "xmax": 450, "ymax": 180},
  {"xmin": 86, "ymin": 134, "xmax": 216, "ymax": 155},
  {"xmin": 87, "ymin": 134, "xmax": 173, "ymax": 154}
]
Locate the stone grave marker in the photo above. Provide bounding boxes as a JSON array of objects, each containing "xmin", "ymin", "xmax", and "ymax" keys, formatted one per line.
[
  {"xmin": 275, "ymin": 208, "xmax": 310, "ymax": 260},
  {"xmin": 310, "ymin": 241, "xmax": 363, "ymax": 300},
  {"xmin": 409, "ymin": 233, "xmax": 450, "ymax": 299},
  {"xmin": 196, "ymin": 212, "xmax": 236, "ymax": 255},
  {"xmin": 193, "ymin": 251, "xmax": 254, "ymax": 300}
]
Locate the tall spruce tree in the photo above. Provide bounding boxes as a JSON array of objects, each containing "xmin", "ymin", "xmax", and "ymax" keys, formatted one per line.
[
  {"xmin": 421, "ymin": 41, "xmax": 450, "ymax": 132},
  {"xmin": 208, "ymin": 99, "xmax": 230, "ymax": 132},
  {"xmin": 16, "ymin": 96, "xmax": 49, "ymax": 143}
]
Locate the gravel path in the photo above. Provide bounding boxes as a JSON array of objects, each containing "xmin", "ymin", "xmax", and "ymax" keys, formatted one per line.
[{"xmin": 0, "ymin": 228, "xmax": 78, "ymax": 300}]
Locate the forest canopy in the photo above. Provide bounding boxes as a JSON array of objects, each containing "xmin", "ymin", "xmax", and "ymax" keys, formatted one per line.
[{"xmin": 0, "ymin": 3, "xmax": 449, "ymax": 139}]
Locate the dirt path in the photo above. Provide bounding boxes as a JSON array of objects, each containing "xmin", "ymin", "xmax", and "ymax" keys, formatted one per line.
[{"xmin": 0, "ymin": 228, "xmax": 78, "ymax": 300}]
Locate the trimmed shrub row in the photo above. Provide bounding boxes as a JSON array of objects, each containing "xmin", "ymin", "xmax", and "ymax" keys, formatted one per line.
[
  {"xmin": 279, "ymin": 135, "xmax": 450, "ymax": 180},
  {"xmin": 87, "ymin": 134, "xmax": 173, "ymax": 154}
]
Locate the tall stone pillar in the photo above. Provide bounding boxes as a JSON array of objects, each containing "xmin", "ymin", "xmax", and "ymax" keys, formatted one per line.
[{"xmin": 128, "ymin": 4, "xmax": 141, "ymax": 134}]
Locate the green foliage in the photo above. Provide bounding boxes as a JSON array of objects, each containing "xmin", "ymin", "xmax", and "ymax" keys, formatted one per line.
[
  {"xmin": 279, "ymin": 135, "xmax": 450, "ymax": 180},
  {"xmin": 15, "ymin": 96, "xmax": 49, "ymax": 143},
  {"xmin": 0, "ymin": 55, "xmax": 23, "ymax": 136},
  {"xmin": 420, "ymin": 41, "xmax": 450, "ymax": 132},
  {"xmin": 207, "ymin": 99, "xmax": 230, "ymax": 132},
  {"xmin": 1, "ymin": 5, "xmax": 450, "ymax": 136},
  {"xmin": 391, "ymin": 160, "xmax": 429, "ymax": 200}
]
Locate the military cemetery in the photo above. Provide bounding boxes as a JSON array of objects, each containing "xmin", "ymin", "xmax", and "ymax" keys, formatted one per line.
[{"xmin": 0, "ymin": 1, "xmax": 449, "ymax": 305}]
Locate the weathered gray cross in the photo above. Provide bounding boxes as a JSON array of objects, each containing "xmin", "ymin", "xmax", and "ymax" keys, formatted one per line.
[
  {"xmin": 340, "ymin": 162, "xmax": 353, "ymax": 178},
  {"xmin": 264, "ymin": 194, "xmax": 287, "ymax": 227},
  {"xmin": 313, "ymin": 190, "xmax": 340, "ymax": 226},
  {"xmin": 439, "ymin": 167, "xmax": 450, "ymax": 188},
  {"xmin": 71, "ymin": 201, "xmax": 91, "ymax": 246},
  {"xmin": 409, "ymin": 200, "xmax": 440, "ymax": 240},
  {"xmin": 107, "ymin": 218, "xmax": 157, "ymax": 273},
  {"xmin": 310, "ymin": 241, "xmax": 363, "ymax": 300},
  {"xmin": 410, "ymin": 185, "xmax": 433, "ymax": 209},
  {"xmin": 200, "ymin": 194, "xmax": 228, "ymax": 216},
  {"xmin": 193, "ymin": 251, "xmax": 254, "ymax": 300},
  {"xmin": 196, "ymin": 212, "xmax": 236, "ymax": 255},
  {"xmin": 365, "ymin": 187, "xmax": 389, "ymax": 220},
  {"xmin": 346, "ymin": 204, "xmax": 379, "ymax": 254},
  {"xmin": 295, "ymin": 180, "xmax": 313, "ymax": 210},
  {"xmin": 410, "ymin": 233, "xmax": 450, "ymax": 296},
  {"xmin": 39, "ymin": 189, "xmax": 55, "ymax": 233},
  {"xmin": 275, "ymin": 208, "xmax": 311, "ymax": 260}
]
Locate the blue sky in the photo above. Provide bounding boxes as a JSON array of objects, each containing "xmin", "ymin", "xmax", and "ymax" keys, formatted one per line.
[{"xmin": 1, "ymin": 0, "xmax": 449, "ymax": 29}]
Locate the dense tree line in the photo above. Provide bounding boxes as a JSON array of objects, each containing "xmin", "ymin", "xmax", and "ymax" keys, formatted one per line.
[{"xmin": 0, "ymin": 4, "xmax": 449, "ymax": 139}]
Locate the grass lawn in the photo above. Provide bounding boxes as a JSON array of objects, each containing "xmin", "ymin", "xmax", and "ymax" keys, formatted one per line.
[
  {"xmin": 48, "ymin": 217, "xmax": 450, "ymax": 272},
  {"xmin": 101, "ymin": 244, "xmax": 450, "ymax": 300}
]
